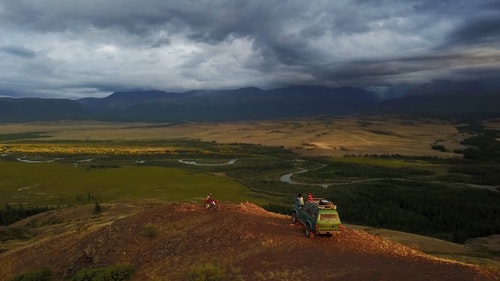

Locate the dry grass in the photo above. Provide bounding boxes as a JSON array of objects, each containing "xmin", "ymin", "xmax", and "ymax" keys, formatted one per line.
[
  {"xmin": 0, "ymin": 116, "xmax": 468, "ymax": 158},
  {"xmin": 348, "ymin": 224, "xmax": 500, "ymax": 269}
]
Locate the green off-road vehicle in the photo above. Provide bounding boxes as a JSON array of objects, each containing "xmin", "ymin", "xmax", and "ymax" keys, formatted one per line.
[{"xmin": 292, "ymin": 198, "xmax": 342, "ymax": 238}]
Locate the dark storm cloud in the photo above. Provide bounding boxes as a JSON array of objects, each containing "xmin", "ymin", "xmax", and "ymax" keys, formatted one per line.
[
  {"xmin": 0, "ymin": 0, "xmax": 499, "ymax": 98},
  {"xmin": 448, "ymin": 14, "xmax": 500, "ymax": 46},
  {"xmin": 311, "ymin": 53, "xmax": 468, "ymax": 86},
  {"xmin": 1, "ymin": 45, "xmax": 36, "ymax": 58}
]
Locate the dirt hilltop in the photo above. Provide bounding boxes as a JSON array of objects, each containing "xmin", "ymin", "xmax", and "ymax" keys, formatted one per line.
[{"xmin": 0, "ymin": 201, "xmax": 498, "ymax": 281}]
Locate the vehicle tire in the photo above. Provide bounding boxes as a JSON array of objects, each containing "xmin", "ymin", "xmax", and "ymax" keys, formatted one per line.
[
  {"xmin": 291, "ymin": 213, "xmax": 297, "ymax": 224},
  {"xmin": 204, "ymin": 202, "xmax": 211, "ymax": 209},
  {"xmin": 305, "ymin": 223, "xmax": 311, "ymax": 238}
]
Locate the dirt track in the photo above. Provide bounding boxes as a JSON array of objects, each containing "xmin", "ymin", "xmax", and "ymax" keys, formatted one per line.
[{"xmin": 1, "ymin": 202, "xmax": 498, "ymax": 281}]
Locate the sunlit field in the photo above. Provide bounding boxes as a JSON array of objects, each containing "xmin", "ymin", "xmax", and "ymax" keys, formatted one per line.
[
  {"xmin": 0, "ymin": 160, "xmax": 252, "ymax": 207},
  {"xmin": 0, "ymin": 116, "xmax": 469, "ymax": 158}
]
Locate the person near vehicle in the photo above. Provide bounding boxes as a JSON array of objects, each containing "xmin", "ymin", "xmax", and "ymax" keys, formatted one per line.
[
  {"xmin": 296, "ymin": 193, "xmax": 304, "ymax": 207},
  {"xmin": 307, "ymin": 193, "xmax": 313, "ymax": 202}
]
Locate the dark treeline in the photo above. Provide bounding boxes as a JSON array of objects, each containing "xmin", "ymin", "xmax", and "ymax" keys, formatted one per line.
[
  {"xmin": 459, "ymin": 125, "xmax": 500, "ymax": 162},
  {"xmin": 324, "ymin": 179, "xmax": 500, "ymax": 243},
  {"xmin": 463, "ymin": 133, "xmax": 500, "ymax": 160},
  {"xmin": 1, "ymin": 204, "xmax": 53, "ymax": 225},
  {"xmin": 445, "ymin": 164, "xmax": 500, "ymax": 185},
  {"xmin": 437, "ymin": 125, "xmax": 500, "ymax": 186}
]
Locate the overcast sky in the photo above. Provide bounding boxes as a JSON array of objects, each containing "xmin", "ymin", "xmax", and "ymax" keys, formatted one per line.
[{"xmin": 1, "ymin": 0, "xmax": 499, "ymax": 99}]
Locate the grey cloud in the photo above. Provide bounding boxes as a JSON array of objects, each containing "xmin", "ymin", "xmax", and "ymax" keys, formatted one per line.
[
  {"xmin": 1, "ymin": 1, "xmax": 264, "ymax": 38},
  {"xmin": 0, "ymin": 0, "xmax": 499, "ymax": 98},
  {"xmin": 435, "ymin": 0, "xmax": 500, "ymax": 46},
  {"xmin": 1, "ymin": 45, "xmax": 36, "ymax": 58},
  {"xmin": 151, "ymin": 36, "xmax": 171, "ymax": 48},
  {"xmin": 448, "ymin": 14, "xmax": 500, "ymax": 46},
  {"xmin": 310, "ymin": 49, "xmax": 500, "ymax": 87}
]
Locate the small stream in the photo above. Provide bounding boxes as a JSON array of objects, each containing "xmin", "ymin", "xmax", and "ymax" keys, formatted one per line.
[
  {"xmin": 178, "ymin": 159, "xmax": 237, "ymax": 166},
  {"xmin": 280, "ymin": 165, "xmax": 409, "ymax": 189},
  {"xmin": 280, "ymin": 164, "xmax": 331, "ymax": 188}
]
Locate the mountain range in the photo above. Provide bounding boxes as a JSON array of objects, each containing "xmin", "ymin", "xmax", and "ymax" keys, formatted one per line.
[{"xmin": 1, "ymin": 80, "xmax": 499, "ymax": 122}]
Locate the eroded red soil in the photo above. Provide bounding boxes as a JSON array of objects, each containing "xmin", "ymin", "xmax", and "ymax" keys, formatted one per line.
[{"xmin": 1, "ymin": 202, "xmax": 498, "ymax": 281}]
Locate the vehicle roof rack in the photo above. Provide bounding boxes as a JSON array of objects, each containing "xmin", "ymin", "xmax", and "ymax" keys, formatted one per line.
[{"xmin": 310, "ymin": 198, "xmax": 337, "ymax": 209}]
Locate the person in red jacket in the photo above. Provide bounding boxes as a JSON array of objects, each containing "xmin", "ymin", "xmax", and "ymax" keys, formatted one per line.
[{"xmin": 307, "ymin": 193, "xmax": 313, "ymax": 202}]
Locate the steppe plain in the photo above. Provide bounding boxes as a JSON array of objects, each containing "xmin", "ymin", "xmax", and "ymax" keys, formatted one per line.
[{"xmin": 0, "ymin": 116, "xmax": 484, "ymax": 158}]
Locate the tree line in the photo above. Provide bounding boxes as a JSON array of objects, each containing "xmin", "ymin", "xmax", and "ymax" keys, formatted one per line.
[
  {"xmin": 0, "ymin": 204, "xmax": 53, "ymax": 225},
  {"xmin": 323, "ymin": 179, "xmax": 499, "ymax": 243}
]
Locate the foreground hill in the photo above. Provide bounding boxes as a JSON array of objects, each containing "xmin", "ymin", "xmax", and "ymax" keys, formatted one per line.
[{"xmin": 0, "ymin": 201, "xmax": 498, "ymax": 281}]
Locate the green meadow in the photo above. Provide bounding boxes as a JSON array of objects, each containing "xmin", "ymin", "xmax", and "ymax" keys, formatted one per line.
[{"xmin": 0, "ymin": 160, "xmax": 253, "ymax": 207}]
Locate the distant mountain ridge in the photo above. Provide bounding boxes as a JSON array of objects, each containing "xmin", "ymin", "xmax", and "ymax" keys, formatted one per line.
[
  {"xmin": 0, "ymin": 97, "xmax": 85, "ymax": 122},
  {"xmin": 1, "ymin": 82, "xmax": 499, "ymax": 122}
]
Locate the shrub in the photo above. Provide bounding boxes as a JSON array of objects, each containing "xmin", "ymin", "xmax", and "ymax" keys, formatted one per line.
[
  {"xmin": 93, "ymin": 202, "xmax": 102, "ymax": 215},
  {"xmin": 0, "ymin": 227, "xmax": 31, "ymax": 242},
  {"xmin": 72, "ymin": 263, "xmax": 136, "ymax": 281},
  {"xmin": 141, "ymin": 223, "xmax": 159, "ymax": 238},
  {"xmin": 185, "ymin": 264, "xmax": 225, "ymax": 281},
  {"xmin": 431, "ymin": 145, "xmax": 446, "ymax": 152},
  {"xmin": 184, "ymin": 264, "xmax": 243, "ymax": 281},
  {"xmin": 262, "ymin": 203, "xmax": 292, "ymax": 215}
]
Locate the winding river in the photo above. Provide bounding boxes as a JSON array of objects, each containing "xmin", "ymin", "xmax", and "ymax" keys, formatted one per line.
[
  {"xmin": 279, "ymin": 164, "xmax": 332, "ymax": 188},
  {"xmin": 280, "ymin": 167, "xmax": 499, "ymax": 192},
  {"xmin": 280, "ymin": 164, "xmax": 414, "ymax": 189}
]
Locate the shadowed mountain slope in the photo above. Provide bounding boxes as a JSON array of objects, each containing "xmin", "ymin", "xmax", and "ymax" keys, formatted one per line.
[{"xmin": 1, "ymin": 82, "xmax": 499, "ymax": 122}]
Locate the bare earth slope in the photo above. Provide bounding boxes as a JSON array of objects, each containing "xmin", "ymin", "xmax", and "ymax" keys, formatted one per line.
[{"xmin": 1, "ymin": 201, "xmax": 498, "ymax": 281}]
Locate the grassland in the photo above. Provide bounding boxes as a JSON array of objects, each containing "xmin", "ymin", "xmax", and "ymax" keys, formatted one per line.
[
  {"xmin": 0, "ymin": 160, "xmax": 252, "ymax": 207},
  {"xmin": 0, "ymin": 116, "xmax": 470, "ymax": 157}
]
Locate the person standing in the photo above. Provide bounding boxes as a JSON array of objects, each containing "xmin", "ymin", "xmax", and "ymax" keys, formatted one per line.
[{"xmin": 296, "ymin": 193, "xmax": 304, "ymax": 207}]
